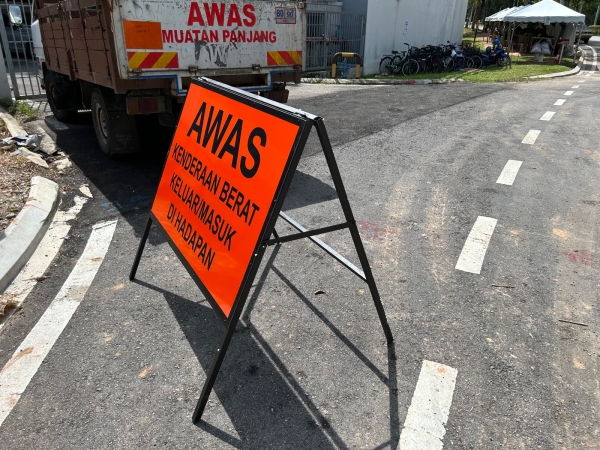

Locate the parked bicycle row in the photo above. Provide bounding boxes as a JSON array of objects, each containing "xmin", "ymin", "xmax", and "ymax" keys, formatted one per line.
[{"xmin": 379, "ymin": 40, "xmax": 511, "ymax": 76}]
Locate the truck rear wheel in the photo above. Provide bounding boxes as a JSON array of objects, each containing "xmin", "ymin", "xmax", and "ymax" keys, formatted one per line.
[
  {"xmin": 91, "ymin": 88, "xmax": 140, "ymax": 157},
  {"xmin": 44, "ymin": 71, "xmax": 79, "ymax": 123},
  {"xmin": 91, "ymin": 89, "xmax": 112, "ymax": 156}
]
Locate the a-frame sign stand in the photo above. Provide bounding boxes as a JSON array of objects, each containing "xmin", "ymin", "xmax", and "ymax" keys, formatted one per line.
[{"xmin": 130, "ymin": 78, "xmax": 393, "ymax": 423}]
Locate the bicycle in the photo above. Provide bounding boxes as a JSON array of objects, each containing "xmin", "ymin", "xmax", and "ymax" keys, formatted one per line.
[{"xmin": 379, "ymin": 43, "xmax": 419, "ymax": 76}]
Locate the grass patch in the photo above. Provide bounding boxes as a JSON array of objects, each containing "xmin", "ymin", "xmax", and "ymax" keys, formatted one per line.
[
  {"xmin": 0, "ymin": 98, "xmax": 39, "ymax": 122},
  {"xmin": 368, "ymin": 55, "xmax": 577, "ymax": 83}
]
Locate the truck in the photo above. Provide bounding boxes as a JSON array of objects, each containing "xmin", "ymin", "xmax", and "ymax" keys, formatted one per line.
[{"xmin": 35, "ymin": 0, "xmax": 306, "ymax": 156}]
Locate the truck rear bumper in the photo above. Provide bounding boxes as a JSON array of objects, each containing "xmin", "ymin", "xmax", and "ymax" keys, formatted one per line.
[{"xmin": 126, "ymin": 69, "xmax": 300, "ymax": 97}]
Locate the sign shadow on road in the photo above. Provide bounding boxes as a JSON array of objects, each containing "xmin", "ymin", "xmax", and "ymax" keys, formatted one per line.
[{"xmin": 133, "ymin": 241, "xmax": 400, "ymax": 448}]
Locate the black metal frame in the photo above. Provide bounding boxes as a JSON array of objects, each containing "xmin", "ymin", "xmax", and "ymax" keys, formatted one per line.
[{"xmin": 130, "ymin": 77, "xmax": 393, "ymax": 425}]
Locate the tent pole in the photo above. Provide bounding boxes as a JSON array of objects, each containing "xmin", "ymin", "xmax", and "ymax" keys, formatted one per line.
[{"xmin": 576, "ymin": 22, "xmax": 583, "ymax": 67}]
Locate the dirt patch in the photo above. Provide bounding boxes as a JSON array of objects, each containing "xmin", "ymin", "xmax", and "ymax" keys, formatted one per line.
[{"xmin": 0, "ymin": 118, "xmax": 49, "ymax": 234}]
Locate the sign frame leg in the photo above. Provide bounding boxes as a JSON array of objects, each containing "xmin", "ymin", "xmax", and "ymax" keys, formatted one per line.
[
  {"xmin": 314, "ymin": 118, "xmax": 394, "ymax": 344},
  {"xmin": 129, "ymin": 216, "xmax": 153, "ymax": 281}
]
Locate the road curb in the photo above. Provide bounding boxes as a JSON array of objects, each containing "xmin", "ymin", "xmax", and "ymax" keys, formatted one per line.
[
  {"xmin": 0, "ymin": 105, "xmax": 27, "ymax": 136},
  {"xmin": 527, "ymin": 51, "xmax": 584, "ymax": 79},
  {"xmin": 0, "ymin": 105, "xmax": 61, "ymax": 294},
  {"xmin": 301, "ymin": 77, "xmax": 464, "ymax": 86},
  {"xmin": 0, "ymin": 176, "xmax": 60, "ymax": 294}
]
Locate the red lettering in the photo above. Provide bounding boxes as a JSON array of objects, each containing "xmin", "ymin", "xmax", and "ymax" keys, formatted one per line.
[
  {"xmin": 210, "ymin": 30, "xmax": 219, "ymax": 42},
  {"xmin": 242, "ymin": 4, "xmax": 256, "ymax": 27},
  {"xmin": 201, "ymin": 30, "xmax": 210, "ymax": 41},
  {"xmin": 162, "ymin": 30, "xmax": 174, "ymax": 43},
  {"xmin": 222, "ymin": 30, "xmax": 230, "ymax": 41},
  {"xmin": 175, "ymin": 30, "xmax": 184, "ymax": 43},
  {"xmin": 237, "ymin": 30, "xmax": 246, "ymax": 42},
  {"xmin": 204, "ymin": 2, "xmax": 225, "ymax": 26},
  {"xmin": 185, "ymin": 30, "xmax": 194, "ymax": 43},
  {"xmin": 260, "ymin": 31, "xmax": 268, "ymax": 42},
  {"xmin": 230, "ymin": 31, "xmax": 237, "ymax": 42},
  {"xmin": 252, "ymin": 31, "xmax": 260, "ymax": 42},
  {"xmin": 269, "ymin": 31, "xmax": 276, "ymax": 43},
  {"xmin": 187, "ymin": 2, "xmax": 205, "ymax": 26},
  {"xmin": 227, "ymin": 4, "xmax": 242, "ymax": 27},
  {"xmin": 192, "ymin": 29, "xmax": 201, "ymax": 40}
]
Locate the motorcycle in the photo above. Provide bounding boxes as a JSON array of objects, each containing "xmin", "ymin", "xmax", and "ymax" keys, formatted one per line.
[{"xmin": 480, "ymin": 41, "xmax": 511, "ymax": 67}]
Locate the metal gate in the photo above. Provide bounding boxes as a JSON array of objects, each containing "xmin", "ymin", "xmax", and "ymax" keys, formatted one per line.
[
  {"xmin": 305, "ymin": 11, "xmax": 365, "ymax": 72},
  {"xmin": 0, "ymin": 0, "xmax": 44, "ymax": 99}
]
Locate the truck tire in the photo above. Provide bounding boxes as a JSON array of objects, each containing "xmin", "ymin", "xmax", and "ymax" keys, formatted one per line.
[
  {"xmin": 44, "ymin": 71, "xmax": 79, "ymax": 123},
  {"xmin": 91, "ymin": 89, "xmax": 114, "ymax": 157},
  {"xmin": 91, "ymin": 88, "xmax": 140, "ymax": 157}
]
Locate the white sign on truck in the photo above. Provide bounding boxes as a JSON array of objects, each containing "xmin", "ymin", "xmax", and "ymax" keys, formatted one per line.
[{"xmin": 113, "ymin": 1, "xmax": 305, "ymax": 94}]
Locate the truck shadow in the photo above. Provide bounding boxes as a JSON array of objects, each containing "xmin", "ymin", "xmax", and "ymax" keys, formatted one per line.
[{"xmin": 132, "ymin": 245, "xmax": 399, "ymax": 449}]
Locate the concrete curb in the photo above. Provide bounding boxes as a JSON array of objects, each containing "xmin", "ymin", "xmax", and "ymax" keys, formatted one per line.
[
  {"xmin": 528, "ymin": 51, "xmax": 584, "ymax": 79},
  {"xmin": 301, "ymin": 77, "xmax": 464, "ymax": 85},
  {"xmin": 0, "ymin": 105, "xmax": 27, "ymax": 136},
  {"xmin": 0, "ymin": 176, "xmax": 60, "ymax": 294}
]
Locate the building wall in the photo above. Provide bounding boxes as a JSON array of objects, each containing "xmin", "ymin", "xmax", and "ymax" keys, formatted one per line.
[
  {"xmin": 342, "ymin": 0, "xmax": 368, "ymax": 15},
  {"xmin": 364, "ymin": 0, "xmax": 468, "ymax": 74},
  {"xmin": 306, "ymin": 0, "xmax": 344, "ymax": 13}
]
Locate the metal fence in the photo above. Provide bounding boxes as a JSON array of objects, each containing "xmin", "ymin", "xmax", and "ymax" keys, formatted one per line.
[
  {"xmin": 0, "ymin": 0, "xmax": 44, "ymax": 99},
  {"xmin": 305, "ymin": 11, "xmax": 365, "ymax": 72}
]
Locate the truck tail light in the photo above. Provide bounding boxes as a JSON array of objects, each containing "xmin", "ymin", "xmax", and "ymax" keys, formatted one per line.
[{"xmin": 126, "ymin": 96, "xmax": 166, "ymax": 115}]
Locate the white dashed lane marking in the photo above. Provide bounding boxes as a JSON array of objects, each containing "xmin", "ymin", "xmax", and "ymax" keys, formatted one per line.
[
  {"xmin": 564, "ymin": 91, "xmax": 574, "ymax": 95},
  {"xmin": 497, "ymin": 160, "xmax": 523, "ymax": 186},
  {"xmin": 399, "ymin": 361, "xmax": 458, "ymax": 450},
  {"xmin": 456, "ymin": 216, "xmax": 498, "ymax": 274},
  {"xmin": 522, "ymin": 130, "xmax": 541, "ymax": 145},
  {"xmin": 540, "ymin": 111, "xmax": 555, "ymax": 121},
  {"xmin": 571, "ymin": 85, "xmax": 579, "ymax": 89},
  {"xmin": 554, "ymin": 99, "xmax": 566, "ymax": 106},
  {"xmin": 0, "ymin": 220, "xmax": 117, "ymax": 427}
]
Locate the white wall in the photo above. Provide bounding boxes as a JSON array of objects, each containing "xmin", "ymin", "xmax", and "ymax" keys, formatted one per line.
[
  {"xmin": 363, "ymin": 0, "xmax": 469, "ymax": 74},
  {"xmin": 342, "ymin": 0, "xmax": 368, "ymax": 15}
]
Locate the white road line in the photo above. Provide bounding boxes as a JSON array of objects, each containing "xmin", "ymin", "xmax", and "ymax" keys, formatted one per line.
[
  {"xmin": 399, "ymin": 360, "xmax": 458, "ymax": 450},
  {"xmin": 496, "ymin": 160, "xmax": 523, "ymax": 186},
  {"xmin": 571, "ymin": 85, "xmax": 579, "ymax": 89},
  {"xmin": 564, "ymin": 91, "xmax": 574, "ymax": 95},
  {"xmin": 455, "ymin": 216, "xmax": 497, "ymax": 274},
  {"xmin": 0, "ymin": 196, "xmax": 88, "ymax": 330},
  {"xmin": 0, "ymin": 220, "xmax": 117, "ymax": 427},
  {"xmin": 540, "ymin": 111, "xmax": 555, "ymax": 121},
  {"xmin": 585, "ymin": 73, "xmax": 592, "ymax": 77},
  {"xmin": 554, "ymin": 99, "xmax": 566, "ymax": 106},
  {"xmin": 522, "ymin": 129, "xmax": 541, "ymax": 145},
  {"xmin": 583, "ymin": 44, "xmax": 598, "ymax": 70}
]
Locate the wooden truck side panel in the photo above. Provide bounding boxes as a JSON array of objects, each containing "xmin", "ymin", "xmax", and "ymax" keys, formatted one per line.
[{"xmin": 37, "ymin": 0, "xmax": 172, "ymax": 93}]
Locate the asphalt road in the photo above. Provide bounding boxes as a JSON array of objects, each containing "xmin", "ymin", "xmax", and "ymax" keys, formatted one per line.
[{"xmin": 0, "ymin": 39, "xmax": 599, "ymax": 449}]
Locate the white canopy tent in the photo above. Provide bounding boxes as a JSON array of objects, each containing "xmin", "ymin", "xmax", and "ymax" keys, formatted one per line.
[
  {"xmin": 485, "ymin": 6, "xmax": 524, "ymax": 22},
  {"xmin": 502, "ymin": 0, "xmax": 585, "ymax": 57},
  {"xmin": 503, "ymin": 0, "xmax": 585, "ymax": 24}
]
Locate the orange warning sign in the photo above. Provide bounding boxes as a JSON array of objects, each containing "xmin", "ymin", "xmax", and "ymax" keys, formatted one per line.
[
  {"xmin": 151, "ymin": 80, "xmax": 304, "ymax": 318},
  {"xmin": 123, "ymin": 20, "xmax": 163, "ymax": 50}
]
